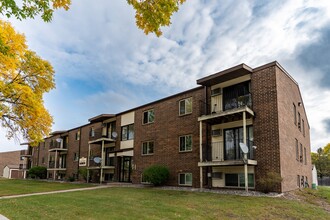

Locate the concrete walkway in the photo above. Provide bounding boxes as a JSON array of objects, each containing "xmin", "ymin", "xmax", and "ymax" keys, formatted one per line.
[{"xmin": 0, "ymin": 185, "xmax": 112, "ymax": 200}]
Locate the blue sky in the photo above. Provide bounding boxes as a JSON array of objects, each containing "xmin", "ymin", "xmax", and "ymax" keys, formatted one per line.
[{"xmin": 1, "ymin": 0, "xmax": 330, "ymax": 152}]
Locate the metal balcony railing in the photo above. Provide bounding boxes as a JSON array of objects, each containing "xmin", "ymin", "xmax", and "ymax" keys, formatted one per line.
[
  {"xmin": 199, "ymin": 93, "xmax": 252, "ymax": 116},
  {"xmin": 202, "ymin": 140, "xmax": 255, "ymax": 162},
  {"xmin": 20, "ymin": 149, "xmax": 32, "ymax": 156}
]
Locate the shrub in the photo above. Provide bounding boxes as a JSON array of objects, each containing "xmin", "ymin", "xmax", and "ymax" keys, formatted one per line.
[
  {"xmin": 28, "ymin": 166, "xmax": 47, "ymax": 179},
  {"xmin": 258, "ymin": 172, "xmax": 283, "ymax": 193},
  {"xmin": 67, "ymin": 176, "xmax": 75, "ymax": 182},
  {"xmin": 143, "ymin": 165, "xmax": 169, "ymax": 186},
  {"xmin": 79, "ymin": 168, "xmax": 92, "ymax": 182}
]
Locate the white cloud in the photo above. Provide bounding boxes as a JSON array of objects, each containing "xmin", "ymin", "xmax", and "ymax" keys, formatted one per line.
[{"xmin": 1, "ymin": 0, "xmax": 330, "ymax": 152}]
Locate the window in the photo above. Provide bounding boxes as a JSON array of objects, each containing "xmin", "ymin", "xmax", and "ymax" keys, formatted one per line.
[
  {"xmin": 143, "ymin": 109, "xmax": 155, "ymax": 124},
  {"xmin": 302, "ymin": 119, "xmax": 305, "ymax": 136},
  {"xmin": 142, "ymin": 141, "xmax": 154, "ymax": 155},
  {"xmin": 293, "ymin": 103, "xmax": 297, "ymax": 125},
  {"xmin": 42, "ymin": 157, "xmax": 45, "ymax": 164},
  {"xmin": 90, "ymin": 127, "xmax": 95, "ymax": 137},
  {"xmin": 300, "ymin": 143, "xmax": 303, "ymax": 163},
  {"xmin": 179, "ymin": 135, "xmax": 192, "ymax": 152},
  {"xmin": 121, "ymin": 124, "xmax": 134, "ymax": 141},
  {"xmin": 76, "ymin": 130, "xmax": 80, "ymax": 140},
  {"xmin": 295, "ymin": 139, "xmax": 299, "ymax": 161},
  {"xmin": 74, "ymin": 153, "xmax": 79, "ymax": 161},
  {"xmin": 225, "ymin": 173, "xmax": 254, "ymax": 187},
  {"xmin": 179, "ymin": 97, "xmax": 192, "ymax": 115},
  {"xmin": 304, "ymin": 147, "xmax": 307, "ymax": 165},
  {"xmin": 297, "ymin": 175, "xmax": 300, "ymax": 187},
  {"xmin": 298, "ymin": 112, "xmax": 301, "ymax": 131},
  {"xmin": 179, "ymin": 173, "xmax": 192, "ymax": 186}
]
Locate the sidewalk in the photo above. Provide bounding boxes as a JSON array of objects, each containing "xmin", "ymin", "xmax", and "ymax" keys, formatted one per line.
[{"xmin": 0, "ymin": 185, "xmax": 112, "ymax": 200}]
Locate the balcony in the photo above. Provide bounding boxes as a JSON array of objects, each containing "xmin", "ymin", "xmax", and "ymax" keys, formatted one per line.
[
  {"xmin": 20, "ymin": 149, "xmax": 32, "ymax": 157},
  {"xmin": 89, "ymin": 128, "xmax": 115, "ymax": 144},
  {"xmin": 48, "ymin": 161, "xmax": 66, "ymax": 170},
  {"xmin": 198, "ymin": 140, "xmax": 257, "ymax": 167},
  {"xmin": 88, "ymin": 156, "xmax": 115, "ymax": 168},
  {"xmin": 19, "ymin": 164, "xmax": 31, "ymax": 170},
  {"xmin": 49, "ymin": 142, "xmax": 68, "ymax": 152}
]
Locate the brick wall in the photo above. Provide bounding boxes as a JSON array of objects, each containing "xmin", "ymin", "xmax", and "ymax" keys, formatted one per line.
[
  {"xmin": 251, "ymin": 65, "xmax": 282, "ymax": 192},
  {"xmin": 0, "ymin": 150, "xmax": 21, "ymax": 176},
  {"xmin": 132, "ymin": 87, "xmax": 204, "ymax": 187},
  {"xmin": 275, "ymin": 66, "xmax": 312, "ymax": 191}
]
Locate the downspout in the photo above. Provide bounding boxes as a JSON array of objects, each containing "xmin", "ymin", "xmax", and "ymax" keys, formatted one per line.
[{"xmin": 77, "ymin": 127, "xmax": 82, "ymax": 180}]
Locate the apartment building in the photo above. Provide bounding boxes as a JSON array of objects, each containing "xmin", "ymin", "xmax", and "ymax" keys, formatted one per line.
[
  {"xmin": 24, "ymin": 61, "xmax": 311, "ymax": 193},
  {"xmin": 0, "ymin": 150, "xmax": 22, "ymax": 177}
]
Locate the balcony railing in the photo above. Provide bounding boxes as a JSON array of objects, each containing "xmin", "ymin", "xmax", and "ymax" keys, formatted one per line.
[
  {"xmin": 203, "ymin": 140, "xmax": 255, "ymax": 162},
  {"xmin": 199, "ymin": 93, "xmax": 252, "ymax": 116},
  {"xmin": 48, "ymin": 161, "xmax": 66, "ymax": 169},
  {"xmin": 89, "ymin": 128, "xmax": 113, "ymax": 141},
  {"xmin": 20, "ymin": 149, "xmax": 32, "ymax": 156},
  {"xmin": 224, "ymin": 93, "xmax": 252, "ymax": 111},
  {"xmin": 88, "ymin": 156, "xmax": 115, "ymax": 167},
  {"xmin": 19, "ymin": 164, "xmax": 31, "ymax": 170}
]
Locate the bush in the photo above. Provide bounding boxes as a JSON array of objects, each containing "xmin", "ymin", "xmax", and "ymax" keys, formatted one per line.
[
  {"xmin": 143, "ymin": 165, "xmax": 169, "ymax": 186},
  {"xmin": 258, "ymin": 172, "xmax": 283, "ymax": 193},
  {"xmin": 28, "ymin": 166, "xmax": 47, "ymax": 179},
  {"xmin": 67, "ymin": 176, "xmax": 75, "ymax": 182},
  {"xmin": 79, "ymin": 168, "xmax": 92, "ymax": 182}
]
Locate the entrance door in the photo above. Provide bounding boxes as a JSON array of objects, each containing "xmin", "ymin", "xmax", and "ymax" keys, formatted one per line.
[{"xmin": 119, "ymin": 156, "xmax": 131, "ymax": 182}]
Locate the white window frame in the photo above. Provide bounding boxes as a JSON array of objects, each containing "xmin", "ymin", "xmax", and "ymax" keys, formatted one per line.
[
  {"xmin": 142, "ymin": 109, "xmax": 155, "ymax": 124},
  {"xmin": 179, "ymin": 135, "xmax": 192, "ymax": 152},
  {"xmin": 142, "ymin": 141, "xmax": 154, "ymax": 155},
  {"xmin": 178, "ymin": 173, "xmax": 192, "ymax": 186},
  {"xmin": 179, "ymin": 97, "xmax": 192, "ymax": 116}
]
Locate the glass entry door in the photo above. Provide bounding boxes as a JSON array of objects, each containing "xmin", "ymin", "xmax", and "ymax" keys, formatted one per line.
[{"xmin": 119, "ymin": 156, "xmax": 131, "ymax": 182}]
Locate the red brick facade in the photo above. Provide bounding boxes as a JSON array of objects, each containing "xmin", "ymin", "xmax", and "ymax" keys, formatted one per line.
[{"xmin": 21, "ymin": 61, "xmax": 311, "ymax": 193}]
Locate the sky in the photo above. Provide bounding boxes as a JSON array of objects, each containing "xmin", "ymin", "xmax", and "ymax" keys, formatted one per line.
[{"xmin": 1, "ymin": 0, "xmax": 330, "ymax": 153}]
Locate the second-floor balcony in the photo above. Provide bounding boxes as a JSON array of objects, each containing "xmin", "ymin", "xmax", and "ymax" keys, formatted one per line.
[
  {"xmin": 48, "ymin": 161, "xmax": 66, "ymax": 169},
  {"xmin": 198, "ymin": 140, "xmax": 257, "ymax": 167},
  {"xmin": 19, "ymin": 163, "xmax": 31, "ymax": 170}
]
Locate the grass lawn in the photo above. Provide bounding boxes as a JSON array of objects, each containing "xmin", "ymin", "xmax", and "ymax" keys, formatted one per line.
[
  {"xmin": 0, "ymin": 178, "xmax": 92, "ymax": 196},
  {"xmin": 0, "ymin": 186, "xmax": 329, "ymax": 220}
]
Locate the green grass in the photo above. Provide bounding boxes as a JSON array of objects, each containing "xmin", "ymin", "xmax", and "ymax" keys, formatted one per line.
[
  {"xmin": 0, "ymin": 186, "xmax": 329, "ymax": 220},
  {"xmin": 0, "ymin": 178, "xmax": 92, "ymax": 196}
]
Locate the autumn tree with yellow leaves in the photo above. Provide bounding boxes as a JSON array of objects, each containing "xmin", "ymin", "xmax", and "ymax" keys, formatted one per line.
[
  {"xmin": 0, "ymin": 19, "xmax": 55, "ymax": 146},
  {"xmin": 0, "ymin": 0, "xmax": 185, "ymax": 36},
  {"xmin": 0, "ymin": 0, "xmax": 185, "ymax": 145}
]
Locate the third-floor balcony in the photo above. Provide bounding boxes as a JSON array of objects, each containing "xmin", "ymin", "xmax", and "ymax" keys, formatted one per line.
[{"xmin": 20, "ymin": 149, "xmax": 32, "ymax": 157}]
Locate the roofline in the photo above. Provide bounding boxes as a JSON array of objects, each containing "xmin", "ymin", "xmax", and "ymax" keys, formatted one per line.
[
  {"xmin": 117, "ymin": 86, "xmax": 204, "ymax": 115},
  {"xmin": 88, "ymin": 114, "xmax": 115, "ymax": 123},
  {"xmin": 253, "ymin": 61, "xmax": 298, "ymax": 85},
  {"xmin": 197, "ymin": 63, "xmax": 253, "ymax": 85},
  {"xmin": 253, "ymin": 61, "xmax": 309, "ymax": 128}
]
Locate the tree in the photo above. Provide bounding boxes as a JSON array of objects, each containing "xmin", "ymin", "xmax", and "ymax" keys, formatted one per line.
[
  {"xmin": 0, "ymin": 0, "xmax": 71, "ymax": 22},
  {"xmin": 312, "ymin": 145, "xmax": 330, "ymax": 183},
  {"xmin": 127, "ymin": 0, "xmax": 186, "ymax": 37},
  {"xmin": 0, "ymin": 0, "xmax": 186, "ymax": 37},
  {"xmin": 0, "ymin": 19, "xmax": 55, "ymax": 146}
]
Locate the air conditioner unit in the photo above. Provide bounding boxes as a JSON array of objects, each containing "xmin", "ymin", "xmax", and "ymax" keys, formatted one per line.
[
  {"xmin": 211, "ymin": 88, "xmax": 222, "ymax": 96},
  {"xmin": 212, "ymin": 129, "xmax": 222, "ymax": 136}
]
